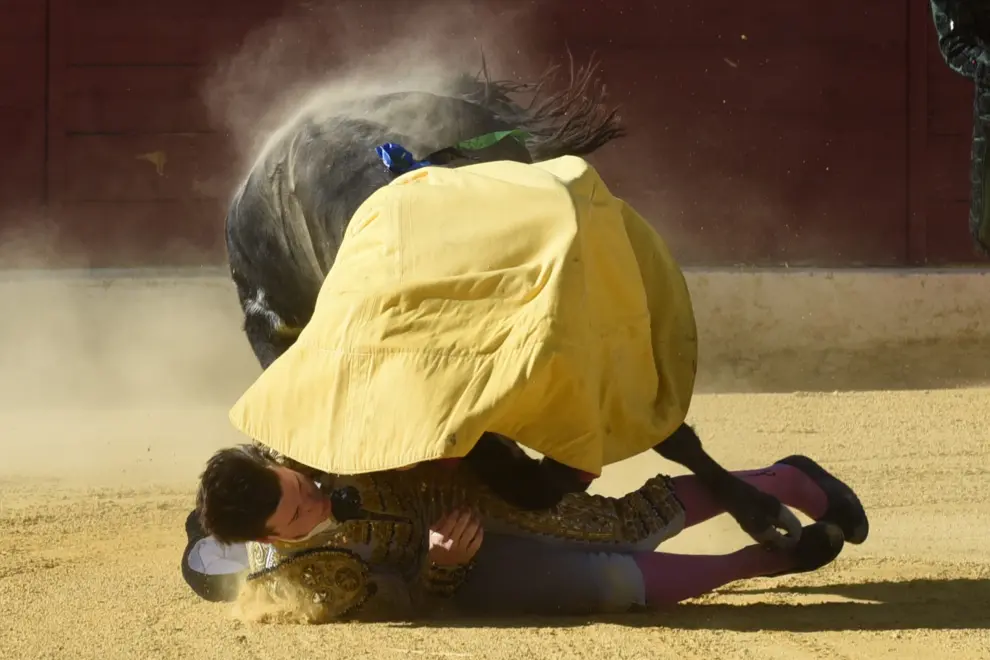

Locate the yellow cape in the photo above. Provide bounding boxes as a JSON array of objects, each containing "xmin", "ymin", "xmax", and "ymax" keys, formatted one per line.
[{"xmin": 228, "ymin": 155, "xmax": 697, "ymax": 476}]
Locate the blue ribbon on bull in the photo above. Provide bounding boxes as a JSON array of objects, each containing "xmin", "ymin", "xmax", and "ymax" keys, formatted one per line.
[
  {"xmin": 375, "ymin": 129, "xmax": 530, "ymax": 176},
  {"xmin": 375, "ymin": 142, "xmax": 434, "ymax": 175}
]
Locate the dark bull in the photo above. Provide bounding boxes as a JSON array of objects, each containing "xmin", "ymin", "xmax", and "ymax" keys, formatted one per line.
[
  {"xmin": 225, "ymin": 58, "xmax": 623, "ymax": 369},
  {"xmin": 222, "ymin": 56, "xmax": 807, "ymax": 550}
]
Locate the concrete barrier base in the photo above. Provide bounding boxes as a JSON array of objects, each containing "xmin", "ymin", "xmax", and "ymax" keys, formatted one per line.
[
  {"xmin": 1, "ymin": 267, "xmax": 988, "ymax": 398},
  {"xmin": 684, "ymin": 268, "xmax": 990, "ymax": 392}
]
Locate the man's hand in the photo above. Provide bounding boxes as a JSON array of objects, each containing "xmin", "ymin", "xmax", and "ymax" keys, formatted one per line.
[{"xmin": 428, "ymin": 509, "xmax": 484, "ymax": 566}]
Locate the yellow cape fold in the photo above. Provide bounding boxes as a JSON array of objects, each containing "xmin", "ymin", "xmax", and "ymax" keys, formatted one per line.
[{"xmin": 228, "ymin": 155, "xmax": 697, "ymax": 476}]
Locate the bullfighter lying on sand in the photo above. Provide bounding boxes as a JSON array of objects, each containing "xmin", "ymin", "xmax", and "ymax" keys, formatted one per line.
[
  {"xmin": 224, "ymin": 154, "xmax": 836, "ymax": 551},
  {"xmin": 223, "ymin": 64, "xmax": 823, "ymax": 549},
  {"xmin": 189, "ymin": 155, "xmax": 869, "ymax": 617},
  {"xmin": 185, "ymin": 443, "xmax": 867, "ymax": 619}
]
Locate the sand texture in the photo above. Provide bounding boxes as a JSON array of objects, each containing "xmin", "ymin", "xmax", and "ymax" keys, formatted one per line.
[{"xmin": 0, "ymin": 275, "xmax": 987, "ymax": 659}]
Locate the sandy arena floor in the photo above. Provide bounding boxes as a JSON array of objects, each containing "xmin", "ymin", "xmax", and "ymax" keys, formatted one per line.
[{"xmin": 0, "ymin": 276, "xmax": 987, "ymax": 659}]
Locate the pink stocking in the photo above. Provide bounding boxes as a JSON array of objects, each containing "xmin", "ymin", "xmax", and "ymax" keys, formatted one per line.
[
  {"xmin": 672, "ymin": 465, "xmax": 828, "ymax": 529},
  {"xmin": 628, "ymin": 465, "xmax": 830, "ymax": 607},
  {"xmin": 633, "ymin": 545, "xmax": 791, "ymax": 606}
]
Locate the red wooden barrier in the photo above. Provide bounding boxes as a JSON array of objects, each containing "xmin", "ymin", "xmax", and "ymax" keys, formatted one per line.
[
  {"xmin": 0, "ymin": 0, "xmax": 46, "ymax": 224},
  {"xmin": 0, "ymin": 0, "xmax": 981, "ymax": 267}
]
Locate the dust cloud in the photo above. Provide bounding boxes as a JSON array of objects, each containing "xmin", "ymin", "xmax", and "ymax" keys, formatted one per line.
[
  {"xmin": 0, "ymin": 265, "xmax": 256, "ymax": 486},
  {"xmin": 0, "ymin": 1, "xmax": 554, "ymax": 489},
  {"xmin": 0, "ymin": 178, "xmax": 251, "ymax": 490},
  {"xmin": 201, "ymin": 0, "xmax": 547, "ymax": 170}
]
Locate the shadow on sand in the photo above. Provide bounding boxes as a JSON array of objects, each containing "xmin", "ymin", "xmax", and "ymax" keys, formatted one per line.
[{"xmin": 392, "ymin": 577, "xmax": 990, "ymax": 632}]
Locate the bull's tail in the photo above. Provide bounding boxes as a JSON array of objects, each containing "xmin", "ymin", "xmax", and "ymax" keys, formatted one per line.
[{"xmin": 454, "ymin": 50, "xmax": 627, "ymax": 161}]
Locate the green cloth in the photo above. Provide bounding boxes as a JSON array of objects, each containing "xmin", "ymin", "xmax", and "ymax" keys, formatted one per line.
[{"xmin": 456, "ymin": 129, "xmax": 529, "ymax": 152}]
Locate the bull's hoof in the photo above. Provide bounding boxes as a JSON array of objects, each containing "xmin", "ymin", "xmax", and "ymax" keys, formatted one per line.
[
  {"xmin": 767, "ymin": 521, "xmax": 845, "ymax": 577},
  {"xmin": 777, "ymin": 454, "xmax": 870, "ymax": 545}
]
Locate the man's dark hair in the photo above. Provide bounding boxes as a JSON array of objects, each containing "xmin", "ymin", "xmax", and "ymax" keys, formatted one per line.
[{"xmin": 196, "ymin": 445, "xmax": 283, "ymax": 544}]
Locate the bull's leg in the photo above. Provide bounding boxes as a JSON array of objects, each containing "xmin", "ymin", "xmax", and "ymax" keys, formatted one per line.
[{"xmin": 654, "ymin": 423, "xmax": 803, "ymax": 549}]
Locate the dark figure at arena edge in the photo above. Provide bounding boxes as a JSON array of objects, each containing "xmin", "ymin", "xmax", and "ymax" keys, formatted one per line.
[{"xmin": 930, "ymin": 0, "xmax": 990, "ymax": 253}]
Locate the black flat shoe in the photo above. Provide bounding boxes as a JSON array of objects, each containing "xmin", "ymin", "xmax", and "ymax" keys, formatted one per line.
[
  {"xmin": 776, "ymin": 454, "xmax": 870, "ymax": 545},
  {"xmin": 766, "ymin": 521, "xmax": 845, "ymax": 577}
]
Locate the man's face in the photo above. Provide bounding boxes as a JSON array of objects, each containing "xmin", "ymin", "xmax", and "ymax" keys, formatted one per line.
[{"xmin": 262, "ymin": 466, "xmax": 332, "ymax": 541}]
